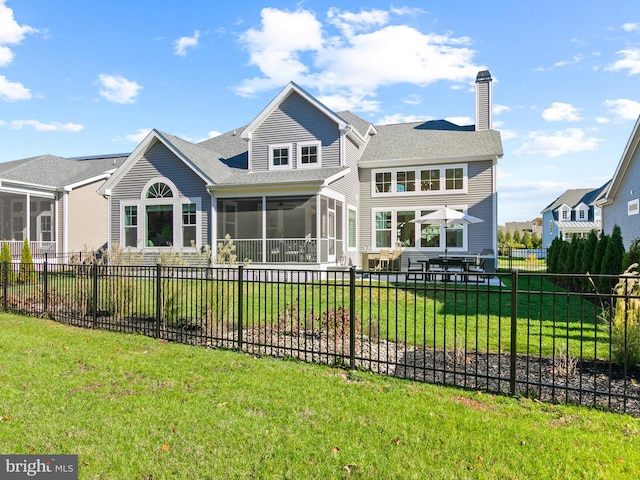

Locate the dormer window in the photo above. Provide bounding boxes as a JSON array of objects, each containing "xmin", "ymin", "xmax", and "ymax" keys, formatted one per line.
[
  {"xmin": 561, "ymin": 210, "xmax": 568, "ymax": 220},
  {"xmin": 298, "ymin": 141, "xmax": 321, "ymax": 168},
  {"xmin": 578, "ymin": 209, "xmax": 585, "ymax": 220},
  {"xmin": 269, "ymin": 144, "xmax": 292, "ymax": 169}
]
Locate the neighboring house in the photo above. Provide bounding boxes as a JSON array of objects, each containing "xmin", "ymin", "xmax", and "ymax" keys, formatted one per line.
[
  {"xmin": 0, "ymin": 154, "xmax": 127, "ymax": 258},
  {"xmin": 541, "ymin": 183, "xmax": 609, "ymax": 248},
  {"xmin": 502, "ymin": 220, "xmax": 541, "ymax": 237},
  {"xmin": 596, "ymin": 116, "xmax": 640, "ymax": 249},
  {"xmin": 97, "ymin": 72, "xmax": 503, "ymax": 269}
]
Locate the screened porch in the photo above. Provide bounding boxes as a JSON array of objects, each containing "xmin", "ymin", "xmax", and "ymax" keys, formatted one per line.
[{"xmin": 217, "ymin": 195, "xmax": 345, "ymax": 264}]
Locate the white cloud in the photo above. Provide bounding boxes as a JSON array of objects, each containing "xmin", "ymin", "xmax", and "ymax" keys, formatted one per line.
[
  {"xmin": 603, "ymin": 98, "xmax": 640, "ymax": 120},
  {"xmin": 403, "ymin": 94, "xmax": 421, "ymax": 105},
  {"xmin": 542, "ymin": 102, "xmax": 582, "ymax": 122},
  {"xmin": 0, "ymin": 0, "xmax": 36, "ymax": 45},
  {"xmin": 327, "ymin": 7, "xmax": 389, "ymax": 38},
  {"xmin": 174, "ymin": 30, "xmax": 200, "ymax": 56},
  {"xmin": 98, "ymin": 74, "xmax": 142, "ymax": 104},
  {"xmin": 498, "ymin": 129, "xmax": 517, "ymax": 141},
  {"xmin": 514, "ymin": 128, "xmax": 601, "ymax": 157},
  {"xmin": 595, "ymin": 116, "xmax": 610, "ymax": 124},
  {"xmin": 3, "ymin": 119, "xmax": 83, "ymax": 132},
  {"xmin": 622, "ymin": 23, "xmax": 639, "ymax": 32},
  {"xmin": 0, "ymin": 74, "xmax": 30, "ymax": 101},
  {"xmin": 207, "ymin": 130, "xmax": 221, "ymax": 138},
  {"xmin": 376, "ymin": 113, "xmax": 433, "ymax": 125},
  {"xmin": 605, "ymin": 49, "xmax": 640, "ymax": 75},
  {"xmin": 494, "ymin": 104, "xmax": 510, "ymax": 115},
  {"xmin": 122, "ymin": 128, "xmax": 152, "ymax": 143},
  {"xmin": 445, "ymin": 115, "xmax": 473, "ymax": 126},
  {"xmin": 235, "ymin": 7, "xmax": 483, "ymax": 111}
]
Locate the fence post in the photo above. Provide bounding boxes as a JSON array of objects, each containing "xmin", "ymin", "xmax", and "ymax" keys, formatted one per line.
[
  {"xmin": 43, "ymin": 258, "xmax": 48, "ymax": 313},
  {"xmin": 349, "ymin": 266, "xmax": 356, "ymax": 369},
  {"xmin": 237, "ymin": 265, "xmax": 244, "ymax": 350},
  {"xmin": 510, "ymin": 269, "xmax": 519, "ymax": 396},
  {"xmin": 92, "ymin": 263, "xmax": 98, "ymax": 329},
  {"xmin": 155, "ymin": 264, "xmax": 162, "ymax": 339},
  {"xmin": 2, "ymin": 261, "xmax": 7, "ymax": 312}
]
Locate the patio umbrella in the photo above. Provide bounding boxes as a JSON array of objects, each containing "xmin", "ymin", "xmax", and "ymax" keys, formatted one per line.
[{"xmin": 410, "ymin": 206, "xmax": 484, "ymax": 258}]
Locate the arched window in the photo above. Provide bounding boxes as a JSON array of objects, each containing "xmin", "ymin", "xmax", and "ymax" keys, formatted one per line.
[{"xmin": 146, "ymin": 182, "xmax": 174, "ymax": 199}]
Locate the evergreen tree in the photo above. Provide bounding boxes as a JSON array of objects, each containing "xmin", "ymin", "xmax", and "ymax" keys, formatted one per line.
[
  {"xmin": 581, "ymin": 230, "xmax": 598, "ymax": 273},
  {"xmin": 547, "ymin": 236, "xmax": 561, "ymax": 273},
  {"xmin": 522, "ymin": 231, "xmax": 533, "ymax": 249},
  {"xmin": 513, "ymin": 230, "xmax": 522, "ymax": 246},
  {"xmin": 599, "ymin": 225, "xmax": 625, "ymax": 294},
  {"xmin": 531, "ymin": 231, "xmax": 542, "ymax": 248},
  {"xmin": 566, "ymin": 236, "xmax": 578, "ymax": 273},
  {"xmin": 574, "ymin": 238, "xmax": 585, "ymax": 274},
  {"xmin": 18, "ymin": 238, "xmax": 35, "ymax": 284},
  {"xmin": 591, "ymin": 232, "xmax": 609, "ymax": 276},
  {"xmin": 623, "ymin": 238, "xmax": 640, "ymax": 270},
  {"xmin": 0, "ymin": 241, "xmax": 14, "ymax": 284}
]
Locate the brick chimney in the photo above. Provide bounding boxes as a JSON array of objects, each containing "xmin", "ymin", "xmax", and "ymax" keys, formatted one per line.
[{"xmin": 475, "ymin": 70, "xmax": 492, "ymax": 131}]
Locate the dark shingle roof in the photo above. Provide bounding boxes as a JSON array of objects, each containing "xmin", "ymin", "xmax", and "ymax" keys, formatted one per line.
[
  {"xmin": 359, "ymin": 122, "xmax": 503, "ymax": 163},
  {"xmin": 541, "ymin": 182, "xmax": 610, "ymax": 213},
  {"xmin": 0, "ymin": 154, "xmax": 127, "ymax": 189}
]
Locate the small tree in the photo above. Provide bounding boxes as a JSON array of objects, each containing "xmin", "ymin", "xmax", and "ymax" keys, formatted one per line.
[
  {"xmin": 522, "ymin": 231, "xmax": 533, "ymax": 249},
  {"xmin": 599, "ymin": 225, "xmax": 625, "ymax": 294},
  {"xmin": 591, "ymin": 231, "xmax": 609, "ymax": 276},
  {"xmin": 18, "ymin": 238, "xmax": 35, "ymax": 283},
  {"xmin": 623, "ymin": 238, "xmax": 640, "ymax": 270},
  {"xmin": 0, "ymin": 240, "xmax": 14, "ymax": 284}
]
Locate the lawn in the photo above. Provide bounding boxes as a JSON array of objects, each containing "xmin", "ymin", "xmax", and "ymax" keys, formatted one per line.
[
  {"xmin": 0, "ymin": 313, "xmax": 638, "ymax": 479},
  {"xmin": 4, "ymin": 268, "xmax": 605, "ymax": 361}
]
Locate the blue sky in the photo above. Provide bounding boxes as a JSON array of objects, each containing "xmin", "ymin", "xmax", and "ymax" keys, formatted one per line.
[{"xmin": 1, "ymin": 0, "xmax": 639, "ymax": 225}]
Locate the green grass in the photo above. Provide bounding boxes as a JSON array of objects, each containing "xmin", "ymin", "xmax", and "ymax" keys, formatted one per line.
[
  {"xmin": 4, "ymin": 271, "xmax": 606, "ymax": 360},
  {"xmin": 1, "ymin": 313, "xmax": 639, "ymax": 479}
]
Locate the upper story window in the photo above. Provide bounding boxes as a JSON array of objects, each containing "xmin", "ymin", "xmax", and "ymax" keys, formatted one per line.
[
  {"xmin": 298, "ymin": 141, "xmax": 321, "ymax": 168},
  {"xmin": 269, "ymin": 144, "xmax": 292, "ymax": 169},
  {"xmin": 147, "ymin": 182, "xmax": 173, "ymax": 198},
  {"xmin": 372, "ymin": 164, "xmax": 467, "ymax": 196},
  {"xmin": 578, "ymin": 209, "xmax": 586, "ymax": 220},
  {"xmin": 561, "ymin": 210, "xmax": 568, "ymax": 220}
]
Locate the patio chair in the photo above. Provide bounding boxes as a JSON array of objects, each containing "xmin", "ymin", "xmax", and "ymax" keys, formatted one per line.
[
  {"xmin": 406, "ymin": 258, "xmax": 425, "ymax": 281},
  {"xmin": 426, "ymin": 258, "xmax": 446, "ymax": 282},
  {"xmin": 375, "ymin": 249, "xmax": 391, "ymax": 270}
]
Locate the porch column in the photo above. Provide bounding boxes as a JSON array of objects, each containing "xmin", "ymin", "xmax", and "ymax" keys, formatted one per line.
[{"xmin": 261, "ymin": 196, "xmax": 267, "ymax": 263}]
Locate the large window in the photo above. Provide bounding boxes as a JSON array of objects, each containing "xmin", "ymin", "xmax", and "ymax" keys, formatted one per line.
[
  {"xmin": 372, "ymin": 164, "xmax": 466, "ymax": 195},
  {"xmin": 121, "ymin": 178, "xmax": 200, "ymax": 250},
  {"xmin": 373, "ymin": 208, "xmax": 469, "ymax": 250}
]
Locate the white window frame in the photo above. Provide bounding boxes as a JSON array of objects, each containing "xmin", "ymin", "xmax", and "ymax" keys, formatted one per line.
[
  {"xmin": 269, "ymin": 143, "xmax": 293, "ymax": 170},
  {"xmin": 371, "ymin": 206, "xmax": 470, "ymax": 251},
  {"xmin": 628, "ymin": 199, "xmax": 639, "ymax": 216},
  {"xmin": 120, "ymin": 177, "xmax": 202, "ymax": 251},
  {"xmin": 297, "ymin": 141, "xmax": 321, "ymax": 168},
  {"xmin": 347, "ymin": 206, "xmax": 357, "ymax": 251},
  {"xmin": 371, "ymin": 164, "xmax": 468, "ymax": 197}
]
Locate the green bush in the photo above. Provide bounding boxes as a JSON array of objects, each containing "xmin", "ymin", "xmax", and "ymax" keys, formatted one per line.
[
  {"xmin": 603, "ymin": 264, "xmax": 640, "ymax": 367},
  {"xmin": 18, "ymin": 239, "xmax": 35, "ymax": 283},
  {"xmin": 0, "ymin": 240, "xmax": 14, "ymax": 285}
]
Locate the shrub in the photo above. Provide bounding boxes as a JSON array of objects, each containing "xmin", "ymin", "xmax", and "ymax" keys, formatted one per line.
[
  {"xmin": 599, "ymin": 225, "xmax": 625, "ymax": 294},
  {"xmin": 0, "ymin": 240, "xmax": 14, "ymax": 285},
  {"xmin": 602, "ymin": 264, "xmax": 640, "ymax": 367},
  {"xmin": 18, "ymin": 239, "xmax": 35, "ymax": 283}
]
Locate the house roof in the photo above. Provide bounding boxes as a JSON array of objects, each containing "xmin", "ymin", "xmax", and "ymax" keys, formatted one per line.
[
  {"xmin": 0, "ymin": 153, "xmax": 127, "ymax": 190},
  {"xmin": 598, "ymin": 115, "xmax": 640, "ymax": 206},
  {"xmin": 541, "ymin": 183, "xmax": 610, "ymax": 214},
  {"xmin": 358, "ymin": 121, "xmax": 503, "ymax": 165},
  {"xmin": 555, "ymin": 221, "xmax": 601, "ymax": 230},
  {"xmin": 211, "ymin": 166, "xmax": 349, "ymax": 187}
]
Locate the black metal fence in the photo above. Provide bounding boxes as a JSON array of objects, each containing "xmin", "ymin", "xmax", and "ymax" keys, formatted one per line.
[
  {"xmin": 499, "ymin": 247, "xmax": 548, "ymax": 272},
  {"xmin": 1, "ymin": 261, "xmax": 639, "ymax": 416}
]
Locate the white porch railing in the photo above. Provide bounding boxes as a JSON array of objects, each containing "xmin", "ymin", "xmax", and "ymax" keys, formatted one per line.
[
  {"xmin": 222, "ymin": 238, "xmax": 318, "ymax": 263},
  {"xmin": 4, "ymin": 241, "xmax": 57, "ymax": 260}
]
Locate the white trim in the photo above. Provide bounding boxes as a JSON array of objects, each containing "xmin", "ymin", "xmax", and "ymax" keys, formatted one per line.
[
  {"xmin": 268, "ymin": 143, "xmax": 293, "ymax": 170},
  {"xmin": 371, "ymin": 164, "xmax": 468, "ymax": 197},
  {"xmin": 297, "ymin": 141, "xmax": 322, "ymax": 168},
  {"xmin": 347, "ymin": 205, "xmax": 357, "ymax": 251}
]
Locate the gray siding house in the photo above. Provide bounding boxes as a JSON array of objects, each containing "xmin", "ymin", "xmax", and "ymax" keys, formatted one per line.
[
  {"xmin": 0, "ymin": 154, "xmax": 126, "ymax": 258},
  {"xmin": 541, "ymin": 184, "xmax": 608, "ymax": 248},
  {"xmin": 597, "ymin": 116, "xmax": 640, "ymax": 249},
  {"xmin": 97, "ymin": 75, "xmax": 503, "ymax": 269}
]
